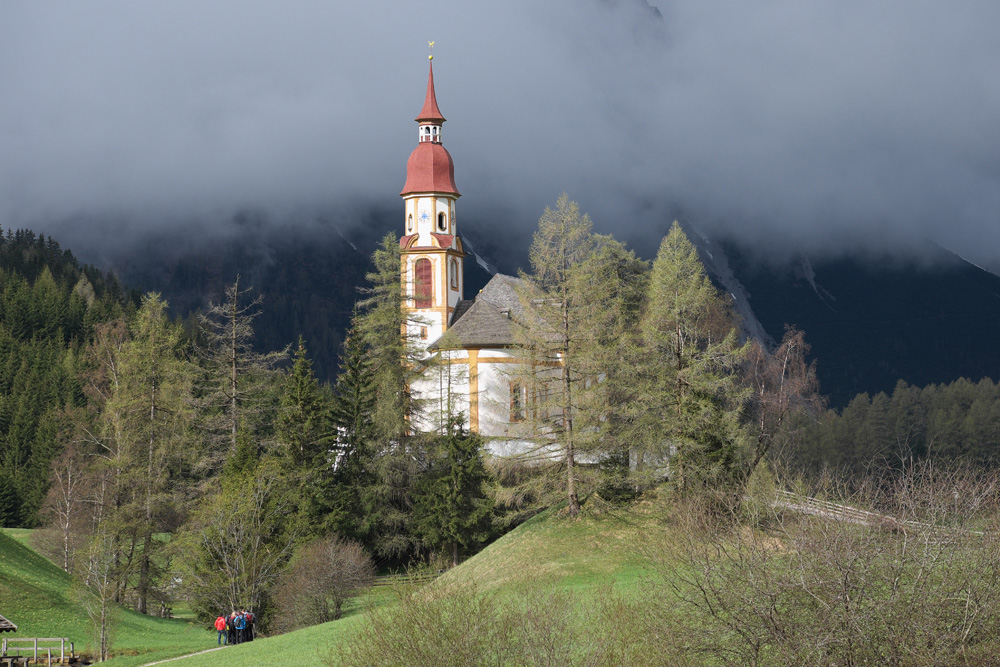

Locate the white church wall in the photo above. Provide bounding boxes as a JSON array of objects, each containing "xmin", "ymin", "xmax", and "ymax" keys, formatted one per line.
[{"xmin": 411, "ymin": 349, "xmax": 472, "ymax": 433}]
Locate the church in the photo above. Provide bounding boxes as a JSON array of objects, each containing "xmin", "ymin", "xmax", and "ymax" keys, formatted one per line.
[{"xmin": 398, "ymin": 58, "xmax": 532, "ymax": 455}]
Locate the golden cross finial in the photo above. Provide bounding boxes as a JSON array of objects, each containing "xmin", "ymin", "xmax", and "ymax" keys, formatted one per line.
[{"xmin": 428, "ymin": 41, "xmax": 435, "ymax": 60}]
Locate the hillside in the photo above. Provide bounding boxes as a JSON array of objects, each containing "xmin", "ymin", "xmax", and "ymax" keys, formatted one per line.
[
  {"xmin": 0, "ymin": 229, "xmax": 137, "ymax": 527},
  {"xmin": 161, "ymin": 500, "xmax": 665, "ymax": 667},
  {"xmin": 0, "ymin": 530, "xmax": 210, "ymax": 665}
]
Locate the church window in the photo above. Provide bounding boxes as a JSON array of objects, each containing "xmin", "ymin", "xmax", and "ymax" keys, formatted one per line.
[
  {"xmin": 509, "ymin": 382, "xmax": 527, "ymax": 423},
  {"xmin": 407, "ymin": 214, "xmax": 413, "ymax": 232},
  {"xmin": 450, "ymin": 258, "xmax": 459, "ymax": 289},
  {"xmin": 437, "ymin": 212, "xmax": 447, "ymax": 231},
  {"xmin": 420, "ymin": 326, "xmax": 428, "ymax": 340},
  {"xmin": 414, "ymin": 258, "xmax": 432, "ymax": 308}
]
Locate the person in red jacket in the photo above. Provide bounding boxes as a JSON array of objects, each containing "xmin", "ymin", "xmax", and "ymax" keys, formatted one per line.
[{"xmin": 214, "ymin": 614, "xmax": 227, "ymax": 645}]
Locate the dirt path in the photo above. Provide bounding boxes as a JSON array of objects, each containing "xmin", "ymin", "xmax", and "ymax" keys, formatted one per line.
[{"xmin": 141, "ymin": 646, "xmax": 227, "ymax": 665}]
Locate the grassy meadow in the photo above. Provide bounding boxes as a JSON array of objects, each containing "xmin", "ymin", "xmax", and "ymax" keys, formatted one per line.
[
  {"xmin": 0, "ymin": 529, "xmax": 212, "ymax": 665},
  {"xmin": 168, "ymin": 498, "xmax": 673, "ymax": 667}
]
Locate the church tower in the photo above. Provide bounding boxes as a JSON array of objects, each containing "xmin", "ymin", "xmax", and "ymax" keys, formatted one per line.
[{"xmin": 400, "ymin": 58, "xmax": 464, "ymax": 349}]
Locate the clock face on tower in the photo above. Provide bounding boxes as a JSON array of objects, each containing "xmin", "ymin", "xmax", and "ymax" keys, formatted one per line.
[{"xmin": 419, "ymin": 211, "xmax": 430, "ymax": 224}]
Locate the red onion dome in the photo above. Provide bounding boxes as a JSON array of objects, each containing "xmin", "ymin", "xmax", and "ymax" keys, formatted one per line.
[{"xmin": 400, "ymin": 142, "xmax": 460, "ymax": 196}]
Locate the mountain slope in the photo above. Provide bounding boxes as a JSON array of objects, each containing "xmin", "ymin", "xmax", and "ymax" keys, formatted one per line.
[{"xmin": 710, "ymin": 236, "xmax": 1000, "ymax": 407}]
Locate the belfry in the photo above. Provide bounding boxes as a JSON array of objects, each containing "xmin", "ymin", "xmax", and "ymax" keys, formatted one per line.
[
  {"xmin": 401, "ymin": 55, "xmax": 530, "ymax": 450},
  {"xmin": 400, "ymin": 57, "xmax": 465, "ymax": 350}
]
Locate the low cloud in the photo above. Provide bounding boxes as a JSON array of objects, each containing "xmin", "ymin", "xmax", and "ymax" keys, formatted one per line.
[{"xmin": 1, "ymin": 1, "xmax": 998, "ymax": 267}]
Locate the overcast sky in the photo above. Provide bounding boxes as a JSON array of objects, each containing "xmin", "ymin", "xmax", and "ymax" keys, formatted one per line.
[{"xmin": 2, "ymin": 0, "xmax": 999, "ymax": 267}]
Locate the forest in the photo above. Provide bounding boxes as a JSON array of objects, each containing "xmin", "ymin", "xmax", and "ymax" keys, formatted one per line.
[{"xmin": 3, "ymin": 198, "xmax": 1000, "ymax": 659}]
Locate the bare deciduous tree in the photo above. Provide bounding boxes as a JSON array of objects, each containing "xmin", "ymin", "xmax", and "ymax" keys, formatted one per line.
[
  {"xmin": 647, "ymin": 463, "xmax": 1000, "ymax": 666},
  {"xmin": 272, "ymin": 535, "xmax": 374, "ymax": 632},
  {"xmin": 743, "ymin": 326, "xmax": 824, "ymax": 483},
  {"xmin": 39, "ymin": 437, "xmax": 89, "ymax": 572}
]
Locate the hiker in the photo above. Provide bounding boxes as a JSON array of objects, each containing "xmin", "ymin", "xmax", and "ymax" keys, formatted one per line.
[
  {"xmin": 233, "ymin": 610, "xmax": 246, "ymax": 644},
  {"xmin": 244, "ymin": 609, "xmax": 255, "ymax": 642},
  {"xmin": 214, "ymin": 614, "xmax": 227, "ymax": 645},
  {"xmin": 226, "ymin": 610, "xmax": 237, "ymax": 646}
]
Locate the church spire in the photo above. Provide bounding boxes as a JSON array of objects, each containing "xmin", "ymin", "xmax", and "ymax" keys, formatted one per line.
[
  {"xmin": 399, "ymin": 53, "xmax": 464, "ymax": 351},
  {"xmin": 416, "ymin": 61, "xmax": 446, "ymax": 125}
]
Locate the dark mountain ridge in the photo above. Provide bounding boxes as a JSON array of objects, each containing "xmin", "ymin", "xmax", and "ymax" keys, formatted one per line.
[
  {"xmin": 59, "ymin": 211, "xmax": 1000, "ymax": 408},
  {"xmin": 699, "ymin": 233, "xmax": 1000, "ymax": 407}
]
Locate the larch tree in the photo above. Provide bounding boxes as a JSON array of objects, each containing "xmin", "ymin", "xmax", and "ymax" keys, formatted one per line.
[
  {"xmin": 197, "ymin": 277, "xmax": 286, "ymax": 470},
  {"xmin": 510, "ymin": 195, "xmax": 641, "ymax": 516},
  {"xmin": 637, "ymin": 222, "xmax": 749, "ymax": 491},
  {"xmin": 115, "ymin": 293, "xmax": 194, "ymax": 614}
]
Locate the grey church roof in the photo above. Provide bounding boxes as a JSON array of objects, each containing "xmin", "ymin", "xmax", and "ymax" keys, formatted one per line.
[{"xmin": 434, "ymin": 273, "xmax": 525, "ymax": 349}]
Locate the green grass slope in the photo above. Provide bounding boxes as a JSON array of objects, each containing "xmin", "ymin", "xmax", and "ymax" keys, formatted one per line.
[
  {"xmin": 434, "ymin": 502, "xmax": 660, "ymax": 595},
  {"xmin": 169, "ymin": 500, "xmax": 666, "ymax": 667},
  {"xmin": 0, "ymin": 530, "xmax": 212, "ymax": 664}
]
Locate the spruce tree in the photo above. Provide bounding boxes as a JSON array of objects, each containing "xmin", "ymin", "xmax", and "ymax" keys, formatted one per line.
[
  {"xmin": 352, "ymin": 234, "xmax": 424, "ymax": 559},
  {"xmin": 413, "ymin": 418, "xmax": 493, "ymax": 567},
  {"xmin": 197, "ymin": 277, "xmax": 287, "ymax": 467},
  {"xmin": 320, "ymin": 315, "xmax": 376, "ymax": 540},
  {"xmin": 277, "ymin": 337, "xmax": 332, "ymax": 471}
]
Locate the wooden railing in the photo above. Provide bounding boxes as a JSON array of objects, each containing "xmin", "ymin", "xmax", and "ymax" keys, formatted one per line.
[
  {"xmin": 0, "ymin": 638, "xmax": 74, "ymax": 665},
  {"xmin": 373, "ymin": 571, "xmax": 442, "ymax": 587},
  {"xmin": 774, "ymin": 490, "xmax": 984, "ymax": 538}
]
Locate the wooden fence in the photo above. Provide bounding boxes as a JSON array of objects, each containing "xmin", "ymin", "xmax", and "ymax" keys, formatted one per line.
[
  {"xmin": 0, "ymin": 638, "xmax": 74, "ymax": 665},
  {"xmin": 373, "ymin": 571, "xmax": 441, "ymax": 587},
  {"xmin": 774, "ymin": 489, "xmax": 985, "ymax": 538}
]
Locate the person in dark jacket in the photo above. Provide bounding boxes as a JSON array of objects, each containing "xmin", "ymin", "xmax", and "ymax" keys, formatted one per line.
[
  {"xmin": 226, "ymin": 610, "xmax": 237, "ymax": 645},
  {"xmin": 233, "ymin": 610, "xmax": 246, "ymax": 644}
]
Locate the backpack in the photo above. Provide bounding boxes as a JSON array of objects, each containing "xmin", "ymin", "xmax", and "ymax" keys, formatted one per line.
[{"xmin": 235, "ymin": 614, "xmax": 245, "ymax": 630}]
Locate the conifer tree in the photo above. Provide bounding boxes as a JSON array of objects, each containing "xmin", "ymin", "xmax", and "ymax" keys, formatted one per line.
[
  {"xmin": 413, "ymin": 418, "xmax": 493, "ymax": 567},
  {"xmin": 509, "ymin": 195, "xmax": 597, "ymax": 516},
  {"xmin": 355, "ymin": 234, "xmax": 416, "ymax": 444},
  {"xmin": 197, "ymin": 277, "xmax": 287, "ymax": 467},
  {"xmin": 116, "ymin": 293, "xmax": 194, "ymax": 613},
  {"xmin": 352, "ymin": 234, "xmax": 424, "ymax": 558},
  {"xmin": 636, "ymin": 222, "xmax": 749, "ymax": 490},
  {"xmin": 277, "ymin": 337, "xmax": 332, "ymax": 471},
  {"xmin": 320, "ymin": 315, "xmax": 376, "ymax": 540},
  {"xmin": 508, "ymin": 196, "xmax": 647, "ymax": 516}
]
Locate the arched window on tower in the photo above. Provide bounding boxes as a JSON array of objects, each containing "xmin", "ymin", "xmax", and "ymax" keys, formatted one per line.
[
  {"xmin": 450, "ymin": 258, "xmax": 459, "ymax": 289},
  {"xmin": 407, "ymin": 214, "xmax": 413, "ymax": 232},
  {"xmin": 414, "ymin": 258, "xmax": 432, "ymax": 309},
  {"xmin": 437, "ymin": 212, "xmax": 447, "ymax": 232}
]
